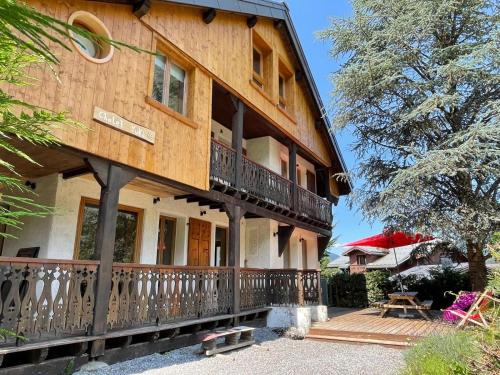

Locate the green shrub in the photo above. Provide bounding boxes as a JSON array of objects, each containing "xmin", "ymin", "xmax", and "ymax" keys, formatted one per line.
[
  {"xmin": 400, "ymin": 269, "xmax": 471, "ymax": 309},
  {"xmin": 365, "ymin": 270, "xmax": 391, "ymax": 305},
  {"xmin": 402, "ymin": 332, "xmax": 480, "ymax": 375},
  {"xmin": 330, "ymin": 273, "xmax": 368, "ymax": 307}
]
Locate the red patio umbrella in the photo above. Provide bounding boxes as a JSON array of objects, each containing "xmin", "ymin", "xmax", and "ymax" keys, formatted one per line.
[{"xmin": 344, "ymin": 231, "xmax": 434, "ymax": 291}]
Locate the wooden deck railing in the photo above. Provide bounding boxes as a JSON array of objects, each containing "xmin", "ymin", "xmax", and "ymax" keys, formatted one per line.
[
  {"xmin": 0, "ymin": 258, "xmax": 320, "ymax": 347},
  {"xmin": 0, "ymin": 257, "xmax": 98, "ymax": 345},
  {"xmin": 210, "ymin": 140, "xmax": 332, "ymax": 225},
  {"xmin": 107, "ymin": 264, "xmax": 234, "ymax": 330},
  {"xmin": 240, "ymin": 268, "xmax": 321, "ymax": 310}
]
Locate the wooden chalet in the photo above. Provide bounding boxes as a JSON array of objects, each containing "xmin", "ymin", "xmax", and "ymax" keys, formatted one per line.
[{"xmin": 0, "ymin": 0, "xmax": 350, "ymax": 372}]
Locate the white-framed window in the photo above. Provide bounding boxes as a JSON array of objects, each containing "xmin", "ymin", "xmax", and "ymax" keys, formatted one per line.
[{"xmin": 152, "ymin": 52, "xmax": 187, "ymax": 115}]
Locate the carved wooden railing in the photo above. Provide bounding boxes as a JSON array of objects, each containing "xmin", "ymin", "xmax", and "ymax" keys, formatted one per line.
[
  {"xmin": 0, "ymin": 257, "xmax": 98, "ymax": 345},
  {"xmin": 240, "ymin": 268, "xmax": 321, "ymax": 310},
  {"xmin": 210, "ymin": 140, "xmax": 236, "ymax": 187},
  {"xmin": 107, "ymin": 264, "xmax": 233, "ymax": 330},
  {"xmin": 241, "ymin": 156, "xmax": 292, "ymax": 208},
  {"xmin": 210, "ymin": 140, "xmax": 332, "ymax": 226},
  {"xmin": 297, "ymin": 186, "xmax": 332, "ymax": 224}
]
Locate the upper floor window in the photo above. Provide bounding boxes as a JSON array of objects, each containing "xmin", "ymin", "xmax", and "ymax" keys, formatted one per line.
[
  {"xmin": 357, "ymin": 255, "xmax": 367, "ymax": 265},
  {"xmin": 278, "ymin": 59, "xmax": 294, "ymax": 112},
  {"xmin": 152, "ymin": 52, "xmax": 187, "ymax": 115},
  {"xmin": 253, "ymin": 47, "xmax": 263, "ymax": 86},
  {"xmin": 68, "ymin": 11, "xmax": 114, "ymax": 64},
  {"xmin": 251, "ymin": 31, "xmax": 272, "ymax": 93}
]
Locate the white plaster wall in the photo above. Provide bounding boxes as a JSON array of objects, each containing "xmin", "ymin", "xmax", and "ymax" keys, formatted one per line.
[
  {"xmin": 211, "ymin": 120, "xmax": 247, "ymax": 150},
  {"xmin": 5, "ymin": 174, "xmax": 248, "ymax": 266},
  {"xmin": 3, "ymin": 174, "xmax": 59, "ymax": 257}
]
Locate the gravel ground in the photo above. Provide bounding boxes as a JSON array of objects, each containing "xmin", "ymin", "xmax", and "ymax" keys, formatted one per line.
[{"xmin": 76, "ymin": 329, "xmax": 405, "ymax": 375}]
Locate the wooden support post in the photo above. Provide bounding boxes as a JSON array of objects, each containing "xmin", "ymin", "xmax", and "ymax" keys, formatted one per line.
[
  {"xmin": 288, "ymin": 143, "xmax": 297, "ymax": 211},
  {"xmin": 231, "ymin": 97, "xmax": 244, "ymax": 191},
  {"xmin": 317, "ymin": 270, "xmax": 323, "ymax": 305},
  {"xmin": 225, "ymin": 203, "xmax": 244, "ymax": 325},
  {"xmin": 297, "ymin": 270, "xmax": 305, "ymax": 306},
  {"xmin": 85, "ymin": 158, "xmax": 136, "ymax": 358},
  {"xmin": 278, "ymin": 225, "xmax": 295, "ymax": 257}
]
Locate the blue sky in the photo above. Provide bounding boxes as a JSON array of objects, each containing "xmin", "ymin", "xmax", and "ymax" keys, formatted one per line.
[{"xmin": 285, "ymin": 0, "xmax": 383, "ymax": 252}]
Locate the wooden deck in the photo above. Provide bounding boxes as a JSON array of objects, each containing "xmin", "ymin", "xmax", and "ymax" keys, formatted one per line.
[{"xmin": 307, "ymin": 307, "xmax": 452, "ymax": 347}]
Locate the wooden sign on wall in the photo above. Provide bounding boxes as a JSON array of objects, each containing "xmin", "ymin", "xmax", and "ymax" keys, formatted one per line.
[{"xmin": 93, "ymin": 107, "xmax": 155, "ymax": 144}]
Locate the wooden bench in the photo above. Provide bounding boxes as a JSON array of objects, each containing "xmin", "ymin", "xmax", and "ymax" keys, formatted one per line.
[
  {"xmin": 372, "ymin": 300, "xmax": 388, "ymax": 308},
  {"xmin": 201, "ymin": 326, "xmax": 255, "ymax": 356}
]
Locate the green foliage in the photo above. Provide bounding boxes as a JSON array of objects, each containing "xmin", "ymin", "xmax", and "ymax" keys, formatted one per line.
[
  {"xmin": 320, "ymin": 253, "xmax": 341, "ymax": 281},
  {"xmin": 402, "ymin": 332, "xmax": 481, "ymax": 375},
  {"xmin": 321, "ymin": 0, "xmax": 500, "ymax": 290},
  {"xmin": 365, "ymin": 270, "xmax": 391, "ymax": 305},
  {"xmin": 487, "ymin": 232, "xmax": 500, "ymax": 292},
  {"xmin": 330, "ymin": 272, "xmax": 368, "ymax": 308},
  {"xmin": 400, "ymin": 268, "xmax": 471, "ymax": 309},
  {"xmin": 329, "ymin": 268, "xmax": 469, "ymax": 309}
]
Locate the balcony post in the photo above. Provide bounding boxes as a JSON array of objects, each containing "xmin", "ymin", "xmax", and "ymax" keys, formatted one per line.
[
  {"xmin": 288, "ymin": 142, "xmax": 297, "ymax": 210},
  {"xmin": 231, "ymin": 97, "xmax": 245, "ymax": 190},
  {"xmin": 85, "ymin": 158, "xmax": 136, "ymax": 358},
  {"xmin": 225, "ymin": 203, "xmax": 244, "ymax": 324}
]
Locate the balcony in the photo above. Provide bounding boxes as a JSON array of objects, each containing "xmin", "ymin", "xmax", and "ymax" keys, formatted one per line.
[{"xmin": 210, "ymin": 140, "xmax": 332, "ymax": 226}]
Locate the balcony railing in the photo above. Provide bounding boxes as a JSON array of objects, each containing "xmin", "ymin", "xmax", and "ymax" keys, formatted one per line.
[
  {"xmin": 210, "ymin": 139, "xmax": 332, "ymax": 225},
  {"xmin": 297, "ymin": 186, "xmax": 332, "ymax": 225},
  {"xmin": 241, "ymin": 155, "xmax": 292, "ymax": 208},
  {"xmin": 0, "ymin": 258, "xmax": 320, "ymax": 348}
]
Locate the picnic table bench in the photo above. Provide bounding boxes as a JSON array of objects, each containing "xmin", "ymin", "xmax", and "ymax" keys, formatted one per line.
[
  {"xmin": 201, "ymin": 326, "xmax": 255, "ymax": 356},
  {"xmin": 378, "ymin": 292, "xmax": 433, "ymax": 321}
]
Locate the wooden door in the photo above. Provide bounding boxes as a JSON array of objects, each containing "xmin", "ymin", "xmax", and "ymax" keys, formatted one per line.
[{"xmin": 188, "ymin": 218, "xmax": 211, "ymax": 266}]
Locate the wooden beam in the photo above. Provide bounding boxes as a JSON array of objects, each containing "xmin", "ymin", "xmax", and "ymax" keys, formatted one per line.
[
  {"xmin": 225, "ymin": 203, "xmax": 245, "ymax": 323},
  {"xmin": 88, "ymin": 162, "xmax": 136, "ymax": 358},
  {"xmin": 132, "ymin": 0, "xmax": 151, "ymax": 18},
  {"xmin": 278, "ymin": 225, "xmax": 295, "ymax": 257},
  {"xmin": 318, "ymin": 236, "xmax": 330, "ymax": 259},
  {"xmin": 289, "ymin": 143, "xmax": 297, "ymax": 211},
  {"xmin": 232, "ymin": 98, "xmax": 244, "ymax": 191},
  {"xmin": 202, "ymin": 8, "xmax": 216, "ymax": 24},
  {"xmin": 61, "ymin": 165, "xmax": 91, "ymax": 179},
  {"xmin": 247, "ymin": 15, "xmax": 258, "ymax": 28}
]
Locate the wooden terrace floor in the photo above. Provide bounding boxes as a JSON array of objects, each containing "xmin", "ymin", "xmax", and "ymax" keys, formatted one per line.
[{"xmin": 307, "ymin": 307, "xmax": 453, "ymax": 347}]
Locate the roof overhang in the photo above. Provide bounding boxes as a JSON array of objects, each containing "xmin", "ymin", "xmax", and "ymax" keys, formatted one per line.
[{"xmin": 93, "ymin": 0, "xmax": 352, "ymax": 195}]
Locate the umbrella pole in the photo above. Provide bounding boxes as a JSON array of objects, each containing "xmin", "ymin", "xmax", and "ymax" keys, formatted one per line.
[{"xmin": 392, "ymin": 247, "xmax": 404, "ymax": 292}]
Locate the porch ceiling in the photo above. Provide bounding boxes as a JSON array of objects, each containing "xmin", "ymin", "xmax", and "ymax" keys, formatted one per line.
[{"xmin": 0, "ymin": 139, "xmax": 85, "ymax": 179}]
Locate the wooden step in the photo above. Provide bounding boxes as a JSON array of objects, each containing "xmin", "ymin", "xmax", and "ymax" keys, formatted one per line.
[{"xmin": 306, "ymin": 329, "xmax": 420, "ymax": 347}]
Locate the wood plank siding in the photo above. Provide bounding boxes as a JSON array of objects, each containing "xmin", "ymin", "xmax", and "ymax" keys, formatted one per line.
[{"xmin": 3, "ymin": 0, "xmax": 338, "ymax": 193}]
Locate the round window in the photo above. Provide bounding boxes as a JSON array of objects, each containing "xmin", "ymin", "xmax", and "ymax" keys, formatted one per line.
[{"xmin": 68, "ymin": 11, "xmax": 114, "ymax": 63}]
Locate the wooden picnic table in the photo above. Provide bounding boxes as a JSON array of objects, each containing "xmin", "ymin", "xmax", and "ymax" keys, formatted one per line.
[{"xmin": 380, "ymin": 292, "xmax": 432, "ymax": 321}]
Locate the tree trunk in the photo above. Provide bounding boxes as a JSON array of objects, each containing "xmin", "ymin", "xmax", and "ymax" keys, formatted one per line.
[{"xmin": 466, "ymin": 241, "xmax": 488, "ymax": 291}]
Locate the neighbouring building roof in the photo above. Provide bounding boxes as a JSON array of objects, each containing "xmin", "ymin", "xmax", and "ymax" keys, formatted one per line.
[
  {"xmin": 342, "ymin": 246, "xmax": 388, "ymax": 256},
  {"xmin": 327, "ymin": 255, "xmax": 350, "ymax": 269},
  {"xmin": 109, "ymin": 0, "xmax": 352, "ymax": 194},
  {"xmin": 391, "ymin": 262, "xmax": 500, "ymax": 280},
  {"xmin": 365, "ymin": 241, "xmax": 436, "ymax": 269}
]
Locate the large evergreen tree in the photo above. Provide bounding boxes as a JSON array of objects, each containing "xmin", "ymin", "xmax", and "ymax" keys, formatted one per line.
[{"xmin": 321, "ymin": 0, "xmax": 499, "ymax": 289}]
